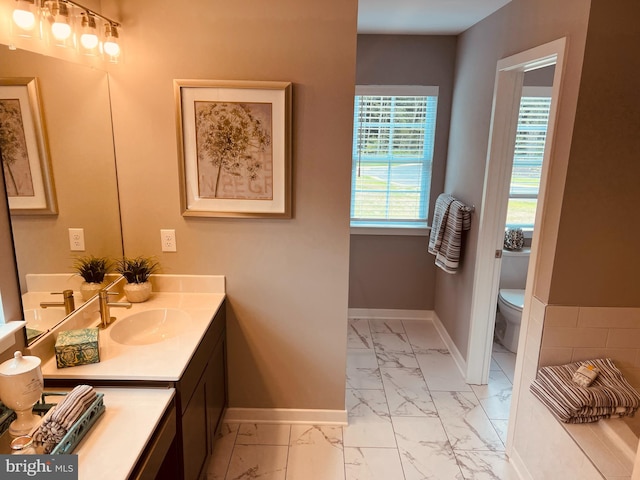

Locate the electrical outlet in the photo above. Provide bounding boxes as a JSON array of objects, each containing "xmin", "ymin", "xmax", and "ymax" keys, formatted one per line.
[
  {"xmin": 160, "ymin": 229, "xmax": 177, "ymax": 252},
  {"xmin": 68, "ymin": 228, "xmax": 85, "ymax": 251}
]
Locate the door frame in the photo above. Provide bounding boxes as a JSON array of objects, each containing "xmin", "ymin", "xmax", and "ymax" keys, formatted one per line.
[{"xmin": 465, "ymin": 38, "xmax": 568, "ymax": 386}]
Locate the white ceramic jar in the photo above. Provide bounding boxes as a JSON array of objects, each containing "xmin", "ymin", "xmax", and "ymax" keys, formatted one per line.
[{"xmin": 0, "ymin": 351, "xmax": 44, "ymax": 436}]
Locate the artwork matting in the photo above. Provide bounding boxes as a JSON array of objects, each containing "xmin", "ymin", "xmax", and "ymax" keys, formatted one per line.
[
  {"xmin": 0, "ymin": 77, "xmax": 57, "ymax": 215},
  {"xmin": 175, "ymin": 79, "xmax": 292, "ymax": 218}
]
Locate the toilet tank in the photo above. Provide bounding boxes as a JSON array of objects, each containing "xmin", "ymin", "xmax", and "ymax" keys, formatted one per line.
[{"xmin": 499, "ymin": 248, "xmax": 530, "ymax": 290}]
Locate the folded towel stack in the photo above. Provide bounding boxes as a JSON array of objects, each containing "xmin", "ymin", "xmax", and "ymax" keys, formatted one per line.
[
  {"xmin": 33, "ymin": 385, "xmax": 97, "ymax": 453},
  {"xmin": 530, "ymin": 358, "xmax": 640, "ymax": 424}
]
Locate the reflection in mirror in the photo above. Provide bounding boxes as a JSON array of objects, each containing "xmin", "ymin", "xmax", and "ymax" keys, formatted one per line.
[{"xmin": 0, "ymin": 46, "xmax": 123, "ymax": 343}]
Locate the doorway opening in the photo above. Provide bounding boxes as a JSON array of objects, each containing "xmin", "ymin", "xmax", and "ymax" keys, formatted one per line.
[{"xmin": 465, "ymin": 39, "xmax": 568, "ymax": 402}]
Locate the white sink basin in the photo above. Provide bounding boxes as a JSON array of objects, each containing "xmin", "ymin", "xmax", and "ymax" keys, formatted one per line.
[{"xmin": 109, "ymin": 309, "xmax": 190, "ymax": 346}]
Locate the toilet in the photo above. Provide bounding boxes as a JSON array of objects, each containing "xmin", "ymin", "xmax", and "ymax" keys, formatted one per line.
[
  {"xmin": 495, "ymin": 289, "xmax": 525, "ymax": 353},
  {"xmin": 494, "ymin": 248, "xmax": 530, "ymax": 353}
]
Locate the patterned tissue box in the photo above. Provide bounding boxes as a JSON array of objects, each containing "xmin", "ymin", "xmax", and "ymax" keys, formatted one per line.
[{"xmin": 55, "ymin": 328, "xmax": 100, "ymax": 368}]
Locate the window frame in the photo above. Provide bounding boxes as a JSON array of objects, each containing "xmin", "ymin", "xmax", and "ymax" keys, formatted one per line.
[
  {"xmin": 506, "ymin": 86, "xmax": 552, "ymax": 230},
  {"xmin": 350, "ymin": 85, "xmax": 439, "ymax": 234}
]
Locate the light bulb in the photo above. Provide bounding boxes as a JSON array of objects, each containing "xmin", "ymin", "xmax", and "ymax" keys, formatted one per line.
[
  {"xmin": 80, "ymin": 32, "xmax": 98, "ymax": 49},
  {"xmin": 51, "ymin": 21, "xmax": 71, "ymax": 40},
  {"xmin": 104, "ymin": 40, "xmax": 120, "ymax": 57},
  {"xmin": 12, "ymin": 8, "xmax": 36, "ymax": 31}
]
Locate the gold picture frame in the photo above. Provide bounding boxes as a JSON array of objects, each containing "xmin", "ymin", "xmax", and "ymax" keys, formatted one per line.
[
  {"xmin": 174, "ymin": 79, "xmax": 292, "ymax": 218},
  {"xmin": 0, "ymin": 77, "xmax": 57, "ymax": 215}
]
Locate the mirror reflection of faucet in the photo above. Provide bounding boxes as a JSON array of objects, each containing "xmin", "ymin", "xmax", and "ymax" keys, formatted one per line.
[
  {"xmin": 39, "ymin": 290, "xmax": 76, "ymax": 315},
  {"xmin": 98, "ymin": 290, "xmax": 132, "ymax": 329}
]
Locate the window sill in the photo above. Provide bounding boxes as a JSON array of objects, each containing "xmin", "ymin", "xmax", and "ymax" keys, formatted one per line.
[{"xmin": 350, "ymin": 223, "xmax": 430, "ymax": 236}]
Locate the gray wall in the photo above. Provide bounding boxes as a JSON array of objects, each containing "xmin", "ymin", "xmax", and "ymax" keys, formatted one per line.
[
  {"xmin": 435, "ymin": 0, "xmax": 592, "ymax": 358},
  {"xmin": 104, "ymin": 0, "xmax": 357, "ymax": 410},
  {"xmin": 349, "ymin": 35, "xmax": 457, "ymax": 310}
]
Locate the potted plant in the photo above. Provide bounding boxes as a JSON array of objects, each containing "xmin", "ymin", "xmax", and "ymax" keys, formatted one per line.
[
  {"xmin": 115, "ymin": 256, "xmax": 159, "ymax": 303},
  {"xmin": 73, "ymin": 256, "xmax": 112, "ymax": 301}
]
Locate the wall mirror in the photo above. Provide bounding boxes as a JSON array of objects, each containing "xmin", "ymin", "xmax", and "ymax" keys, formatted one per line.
[{"xmin": 0, "ymin": 45, "xmax": 123, "ymax": 344}]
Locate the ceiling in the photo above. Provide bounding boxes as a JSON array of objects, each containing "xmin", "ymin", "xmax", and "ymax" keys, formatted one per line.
[{"xmin": 357, "ymin": 0, "xmax": 512, "ymax": 35}]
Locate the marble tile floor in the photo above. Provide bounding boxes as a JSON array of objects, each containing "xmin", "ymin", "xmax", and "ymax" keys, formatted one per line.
[{"xmin": 203, "ymin": 318, "xmax": 519, "ymax": 480}]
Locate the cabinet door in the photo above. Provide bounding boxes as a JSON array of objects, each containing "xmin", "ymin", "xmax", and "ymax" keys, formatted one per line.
[
  {"xmin": 206, "ymin": 337, "xmax": 227, "ymax": 453},
  {"xmin": 181, "ymin": 382, "xmax": 208, "ymax": 480}
]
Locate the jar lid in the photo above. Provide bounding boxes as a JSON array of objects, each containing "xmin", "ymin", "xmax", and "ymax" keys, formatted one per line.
[
  {"xmin": 10, "ymin": 436, "xmax": 34, "ymax": 451},
  {"xmin": 0, "ymin": 351, "xmax": 41, "ymax": 376}
]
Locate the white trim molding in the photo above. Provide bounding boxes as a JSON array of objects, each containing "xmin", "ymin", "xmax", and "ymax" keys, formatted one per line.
[
  {"xmin": 347, "ymin": 309, "xmax": 432, "ymax": 321},
  {"xmin": 224, "ymin": 408, "xmax": 348, "ymax": 426},
  {"xmin": 432, "ymin": 312, "xmax": 467, "ymax": 381}
]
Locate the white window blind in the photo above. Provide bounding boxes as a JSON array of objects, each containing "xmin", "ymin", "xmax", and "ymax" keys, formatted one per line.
[
  {"xmin": 506, "ymin": 91, "xmax": 551, "ymax": 227},
  {"xmin": 351, "ymin": 86, "xmax": 438, "ymax": 227}
]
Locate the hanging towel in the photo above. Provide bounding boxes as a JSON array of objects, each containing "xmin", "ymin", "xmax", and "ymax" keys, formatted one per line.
[
  {"xmin": 428, "ymin": 194, "xmax": 455, "ymax": 255},
  {"xmin": 428, "ymin": 195, "xmax": 472, "ymax": 273},
  {"xmin": 530, "ymin": 358, "xmax": 640, "ymax": 424}
]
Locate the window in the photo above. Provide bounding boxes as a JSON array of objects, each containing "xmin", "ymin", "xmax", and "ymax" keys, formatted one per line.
[
  {"xmin": 350, "ymin": 86, "xmax": 438, "ymax": 229},
  {"xmin": 506, "ymin": 87, "xmax": 552, "ymax": 228}
]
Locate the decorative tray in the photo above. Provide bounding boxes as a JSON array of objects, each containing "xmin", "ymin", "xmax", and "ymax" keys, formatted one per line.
[{"xmin": 0, "ymin": 391, "xmax": 105, "ymax": 455}]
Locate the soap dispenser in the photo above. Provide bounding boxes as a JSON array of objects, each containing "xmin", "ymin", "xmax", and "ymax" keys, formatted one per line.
[{"xmin": 0, "ymin": 351, "xmax": 44, "ymax": 436}]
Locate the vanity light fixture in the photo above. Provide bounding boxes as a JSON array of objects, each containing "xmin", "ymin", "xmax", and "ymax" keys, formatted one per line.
[
  {"xmin": 9, "ymin": 0, "xmax": 123, "ymax": 63},
  {"xmin": 102, "ymin": 22, "xmax": 120, "ymax": 62},
  {"xmin": 11, "ymin": 0, "xmax": 39, "ymax": 37},
  {"xmin": 79, "ymin": 11, "xmax": 99, "ymax": 53},
  {"xmin": 44, "ymin": 0, "xmax": 74, "ymax": 48}
]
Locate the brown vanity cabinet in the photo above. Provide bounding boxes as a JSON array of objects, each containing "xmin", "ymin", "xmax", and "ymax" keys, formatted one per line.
[
  {"xmin": 45, "ymin": 299, "xmax": 228, "ymax": 480},
  {"xmin": 175, "ymin": 300, "xmax": 227, "ymax": 480}
]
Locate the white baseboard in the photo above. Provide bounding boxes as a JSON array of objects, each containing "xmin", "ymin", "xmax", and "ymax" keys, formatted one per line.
[
  {"xmin": 224, "ymin": 408, "xmax": 348, "ymax": 426},
  {"xmin": 432, "ymin": 312, "xmax": 467, "ymax": 379},
  {"xmin": 348, "ymin": 308, "xmax": 433, "ymax": 321}
]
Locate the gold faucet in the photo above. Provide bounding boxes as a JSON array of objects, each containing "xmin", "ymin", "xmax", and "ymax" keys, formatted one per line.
[
  {"xmin": 98, "ymin": 290, "xmax": 132, "ymax": 328},
  {"xmin": 40, "ymin": 289, "xmax": 76, "ymax": 315}
]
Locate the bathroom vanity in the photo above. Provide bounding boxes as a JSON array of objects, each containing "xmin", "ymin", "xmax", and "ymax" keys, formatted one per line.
[{"xmin": 27, "ymin": 275, "xmax": 227, "ymax": 480}]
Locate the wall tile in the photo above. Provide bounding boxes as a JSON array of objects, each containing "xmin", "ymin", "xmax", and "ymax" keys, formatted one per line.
[
  {"xmin": 539, "ymin": 347, "xmax": 574, "ymax": 367},
  {"xmin": 607, "ymin": 329, "xmax": 640, "ymax": 349},
  {"xmin": 545, "ymin": 306, "xmax": 579, "ymax": 327},
  {"xmin": 541, "ymin": 327, "xmax": 607, "ymax": 348},
  {"xmin": 578, "ymin": 307, "xmax": 640, "ymax": 329},
  {"xmin": 571, "ymin": 348, "xmax": 637, "ymax": 370}
]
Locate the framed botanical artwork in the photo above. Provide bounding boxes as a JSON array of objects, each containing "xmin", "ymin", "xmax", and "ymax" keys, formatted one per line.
[
  {"xmin": 175, "ymin": 79, "xmax": 292, "ymax": 218},
  {"xmin": 0, "ymin": 77, "xmax": 57, "ymax": 215}
]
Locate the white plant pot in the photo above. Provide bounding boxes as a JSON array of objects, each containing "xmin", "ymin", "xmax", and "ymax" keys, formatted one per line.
[
  {"xmin": 124, "ymin": 282, "xmax": 152, "ymax": 303},
  {"xmin": 80, "ymin": 281, "xmax": 103, "ymax": 301}
]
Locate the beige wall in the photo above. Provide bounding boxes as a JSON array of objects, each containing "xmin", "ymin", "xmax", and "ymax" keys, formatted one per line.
[
  {"xmin": 548, "ymin": 0, "xmax": 640, "ymax": 307},
  {"xmin": 435, "ymin": 0, "xmax": 592, "ymax": 358},
  {"xmin": 0, "ymin": 49, "xmax": 122, "ymax": 292},
  {"xmin": 104, "ymin": 0, "xmax": 357, "ymax": 410},
  {"xmin": 0, "ymin": 169, "xmax": 22, "ymax": 324},
  {"xmin": 349, "ymin": 35, "xmax": 457, "ymax": 310}
]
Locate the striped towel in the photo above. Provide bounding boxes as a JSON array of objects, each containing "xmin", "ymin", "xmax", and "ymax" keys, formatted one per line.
[
  {"xmin": 428, "ymin": 194, "xmax": 472, "ymax": 273},
  {"xmin": 34, "ymin": 385, "xmax": 97, "ymax": 453},
  {"xmin": 530, "ymin": 359, "xmax": 640, "ymax": 424}
]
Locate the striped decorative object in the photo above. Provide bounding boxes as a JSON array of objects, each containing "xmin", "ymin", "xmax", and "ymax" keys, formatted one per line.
[
  {"xmin": 428, "ymin": 193, "xmax": 472, "ymax": 274},
  {"xmin": 530, "ymin": 358, "xmax": 640, "ymax": 423}
]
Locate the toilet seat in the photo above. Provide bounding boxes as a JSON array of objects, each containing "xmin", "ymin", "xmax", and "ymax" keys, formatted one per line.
[{"xmin": 498, "ymin": 289, "xmax": 525, "ymax": 311}]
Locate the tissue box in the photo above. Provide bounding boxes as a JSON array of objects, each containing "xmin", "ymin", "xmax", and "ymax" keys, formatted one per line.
[{"xmin": 55, "ymin": 328, "xmax": 100, "ymax": 368}]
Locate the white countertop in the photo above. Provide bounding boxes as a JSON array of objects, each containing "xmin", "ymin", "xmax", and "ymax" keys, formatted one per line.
[
  {"xmin": 39, "ymin": 292, "xmax": 225, "ymax": 381},
  {"xmin": 72, "ymin": 387, "xmax": 175, "ymax": 480}
]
